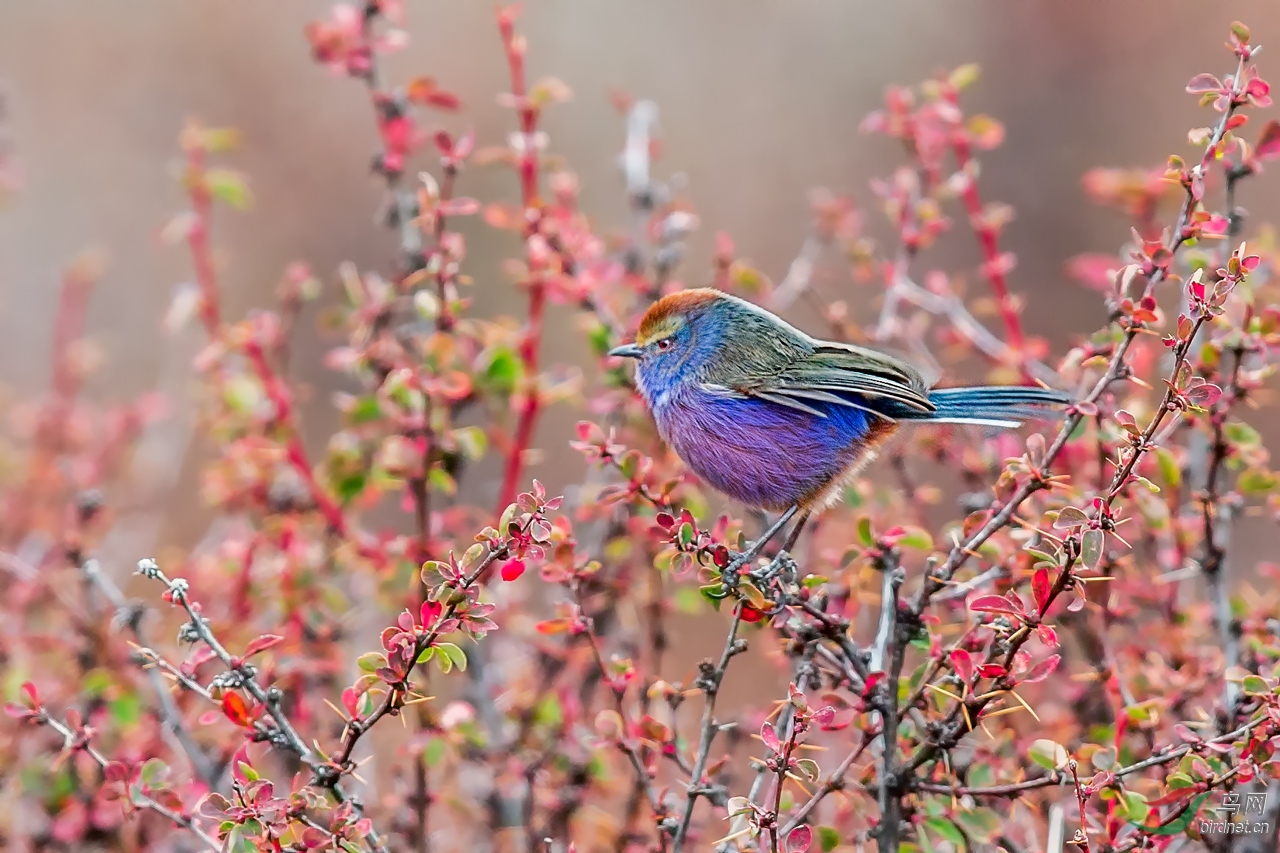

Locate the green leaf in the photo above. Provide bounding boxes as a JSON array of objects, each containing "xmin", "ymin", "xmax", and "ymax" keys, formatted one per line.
[
  {"xmin": 139, "ymin": 758, "xmax": 169, "ymax": 788},
  {"xmin": 333, "ymin": 471, "xmax": 368, "ymax": 504},
  {"xmin": 952, "ymin": 807, "xmax": 1001, "ymax": 842},
  {"xmin": 428, "ymin": 466, "xmax": 457, "ymax": 496},
  {"xmin": 415, "ymin": 647, "xmax": 436, "ymax": 665},
  {"xmin": 1120, "ymin": 790, "xmax": 1150, "ymax": 823},
  {"xmin": 348, "ymin": 396, "xmax": 382, "ymax": 425},
  {"xmin": 898, "ymin": 527, "xmax": 934, "ymax": 551},
  {"xmin": 965, "ymin": 763, "xmax": 995, "ymax": 789},
  {"xmin": 205, "ymin": 168, "xmax": 252, "ymax": 210},
  {"xmin": 109, "ymin": 693, "xmax": 142, "ymax": 727},
  {"xmin": 1238, "ymin": 468, "xmax": 1278, "ymax": 495},
  {"xmin": 817, "ymin": 826, "xmax": 840, "ymax": 852},
  {"xmin": 1223, "ymin": 421, "xmax": 1261, "ymax": 449},
  {"xmin": 794, "ymin": 758, "xmax": 821, "ymax": 781},
  {"xmin": 437, "ymin": 642, "xmax": 468, "ymax": 673},
  {"xmin": 1242, "ymin": 674, "xmax": 1270, "ymax": 696},
  {"xmin": 672, "ymin": 586, "xmax": 705, "ymax": 615},
  {"xmin": 357, "ymin": 652, "xmax": 386, "ymax": 672},
  {"xmin": 1029, "ymin": 739, "xmax": 1068, "ymax": 770},
  {"xmin": 950, "ymin": 64, "xmax": 981, "ymax": 90},
  {"xmin": 923, "ymin": 817, "xmax": 966, "ymax": 848},
  {"xmin": 423, "ymin": 737, "xmax": 447, "ymax": 767},
  {"xmin": 223, "ymin": 375, "xmax": 263, "ymax": 414},
  {"xmin": 481, "ymin": 347, "xmax": 521, "ymax": 394},
  {"xmin": 452, "ymin": 426, "xmax": 488, "ymax": 461},
  {"xmin": 1154, "ymin": 447, "xmax": 1182, "ymax": 488},
  {"xmin": 1053, "ymin": 506, "xmax": 1089, "ymax": 529},
  {"xmin": 856, "ymin": 516, "xmax": 874, "ymax": 547},
  {"xmin": 588, "ymin": 322, "xmax": 613, "ymax": 357},
  {"xmin": 534, "ymin": 693, "xmax": 563, "ymax": 727},
  {"xmin": 699, "ymin": 584, "xmax": 726, "ymax": 610},
  {"xmin": 1080, "ymin": 528, "xmax": 1104, "ymax": 570}
]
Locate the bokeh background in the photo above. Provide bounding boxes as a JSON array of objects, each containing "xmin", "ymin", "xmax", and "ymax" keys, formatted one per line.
[{"xmin": 2, "ymin": 0, "xmax": 1278, "ymax": 564}]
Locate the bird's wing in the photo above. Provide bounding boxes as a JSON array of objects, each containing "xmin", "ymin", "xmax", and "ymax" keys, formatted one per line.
[{"xmin": 763, "ymin": 342, "xmax": 936, "ymax": 416}]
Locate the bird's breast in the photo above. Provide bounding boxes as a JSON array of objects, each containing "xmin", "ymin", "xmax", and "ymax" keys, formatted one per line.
[{"xmin": 653, "ymin": 385, "xmax": 891, "ymax": 511}]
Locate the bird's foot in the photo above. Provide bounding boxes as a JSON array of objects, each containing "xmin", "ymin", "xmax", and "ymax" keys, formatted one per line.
[{"xmin": 749, "ymin": 550, "xmax": 797, "ymax": 584}]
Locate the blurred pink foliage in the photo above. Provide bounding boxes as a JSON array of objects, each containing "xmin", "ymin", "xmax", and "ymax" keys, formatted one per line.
[{"xmin": 2, "ymin": 5, "xmax": 1280, "ymax": 853}]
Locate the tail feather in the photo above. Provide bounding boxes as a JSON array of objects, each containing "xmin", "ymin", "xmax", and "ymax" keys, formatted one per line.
[{"xmin": 900, "ymin": 386, "xmax": 1071, "ymax": 429}]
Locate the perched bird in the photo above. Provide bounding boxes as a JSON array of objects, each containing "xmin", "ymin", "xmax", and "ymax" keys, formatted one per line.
[{"xmin": 609, "ymin": 288, "xmax": 1070, "ymax": 556}]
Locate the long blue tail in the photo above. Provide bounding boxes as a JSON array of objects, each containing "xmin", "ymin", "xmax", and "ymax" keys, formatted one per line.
[{"xmin": 900, "ymin": 386, "xmax": 1071, "ymax": 429}]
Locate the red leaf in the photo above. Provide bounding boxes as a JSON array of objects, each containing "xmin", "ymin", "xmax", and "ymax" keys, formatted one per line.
[
  {"xmin": 407, "ymin": 77, "xmax": 462, "ymax": 111},
  {"xmin": 969, "ymin": 594, "xmax": 1020, "ymax": 616},
  {"xmin": 1036, "ymin": 624, "xmax": 1059, "ymax": 648},
  {"xmin": 243, "ymin": 634, "xmax": 284, "ymax": 659},
  {"xmin": 1147, "ymin": 785, "xmax": 1202, "ymax": 807},
  {"xmin": 501, "ymin": 559, "xmax": 526, "ymax": 582},
  {"xmin": 760, "ymin": 721, "xmax": 781, "ymax": 753},
  {"xmin": 1019, "ymin": 654, "xmax": 1061, "ymax": 684},
  {"xmin": 1257, "ymin": 120, "xmax": 1280, "ymax": 161},
  {"xmin": 221, "ymin": 693, "xmax": 255, "ymax": 728},
  {"xmin": 950, "ymin": 649, "xmax": 974, "ymax": 684},
  {"xmin": 1032, "ymin": 567, "xmax": 1052, "ymax": 614},
  {"xmin": 977, "ymin": 664, "xmax": 1007, "ymax": 679},
  {"xmin": 20, "ymin": 682, "xmax": 39, "ymax": 707},
  {"xmin": 785, "ymin": 825, "xmax": 813, "ymax": 853}
]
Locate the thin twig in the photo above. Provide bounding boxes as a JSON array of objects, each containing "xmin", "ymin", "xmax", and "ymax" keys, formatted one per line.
[
  {"xmin": 35, "ymin": 711, "xmax": 221, "ymax": 850},
  {"xmin": 80, "ymin": 558, "xmax": 221, "ymax": 788}
]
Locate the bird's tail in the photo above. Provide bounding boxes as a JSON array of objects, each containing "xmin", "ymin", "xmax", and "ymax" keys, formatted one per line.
[{"xmin": 903, "ymin": 386, "xmax": 1072, "ymax": 429}]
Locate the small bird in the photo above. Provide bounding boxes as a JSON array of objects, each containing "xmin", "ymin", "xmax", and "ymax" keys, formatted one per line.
[{"xmin": 609, "ymin": 288, "xmax": 1070, "ymax": 557}]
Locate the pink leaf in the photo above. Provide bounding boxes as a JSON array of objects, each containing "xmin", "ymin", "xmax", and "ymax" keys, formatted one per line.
[
  {"xmin": 438, "ymin": 197, "xmax": 481, "ymax": 217},
  {"xmin": 785, "ymin": 825, "xmax": 813, "ymax": 853},
  {"xmin": 1037, "ymin": 624, "xmax": 1059, "ymax": 648},
  {"xmin": 950, "ymin": 649, "xmax": 975, "ymax": 684},
  {"xmin": 1185, "ymin": 73, "xmax": 1223, "ymax": 94},
  {"xmin": 1174, "ymin": 723, "xmax": 1202, "ymax": 744},
  {"xmin": 1256, "ymin": 120, "xmax": 1280, "ymax": 161},
  {"xmin": 1020, "ymin": 654, "xmax": 1061, "ymax": 684},
  {"xmin": 1066, "ymin": 253, "xmax": 1121, "ymax": 293},
  {"xmin": 243, "ymin": 634, "xmax": 284, "ymax": 659},
  {"xmin": 760, "ymin": 721, "xmax": 781, "ymax": 753}
]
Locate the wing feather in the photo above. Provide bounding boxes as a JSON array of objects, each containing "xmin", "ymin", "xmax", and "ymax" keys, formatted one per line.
[
  {"xmin": 711, "ymin": 339, "xmax": 932, "ymax": 417},
  {"xmin": 774, "ymin": 342, "xmax": 933, "ymax": 412}
]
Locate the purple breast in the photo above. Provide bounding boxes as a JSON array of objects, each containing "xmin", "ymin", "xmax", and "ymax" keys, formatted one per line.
[{"xmin": 653, "ymin": 385, "xmax": 882, "ymax": 511}]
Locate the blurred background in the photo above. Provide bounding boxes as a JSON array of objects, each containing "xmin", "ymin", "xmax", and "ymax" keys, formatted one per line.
[{"xmin": 2, "ymin": 0, "xmax": 1279, "ymax": 561}]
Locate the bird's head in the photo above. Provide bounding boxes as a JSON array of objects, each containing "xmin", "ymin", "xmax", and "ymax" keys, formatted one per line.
[
  {"xmin": 608, "ymin": 288, "xmax": 728, "ymax": 401},
  {"xmin": 610, "ymin": 288, "xmax": 809, "ymax": 404}
]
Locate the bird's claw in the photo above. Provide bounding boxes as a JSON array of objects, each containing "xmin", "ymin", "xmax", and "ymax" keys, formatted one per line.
[{"xmin": 749, "ymin": 550, "xmax": 797, "ymax": 583}]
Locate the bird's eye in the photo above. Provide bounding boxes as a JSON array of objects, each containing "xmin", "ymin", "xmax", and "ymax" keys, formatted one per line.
[{"xmin": 656, "ymin": 337, "xmax": 674, "ymax": 352}]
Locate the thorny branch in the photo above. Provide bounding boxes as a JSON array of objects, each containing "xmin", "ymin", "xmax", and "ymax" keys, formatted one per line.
[
  {"xmin": 135, "ymin": 558, "xmax": 392, "ymax": 853},
  {"xmin": 30, "ymin": 710, "xmax": 221, "ymax": 851}
]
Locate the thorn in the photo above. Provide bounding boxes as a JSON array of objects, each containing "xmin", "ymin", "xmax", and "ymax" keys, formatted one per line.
[{"xmin": 1009, "ymin": 689, "xmax": 1041, "ymax": 721}]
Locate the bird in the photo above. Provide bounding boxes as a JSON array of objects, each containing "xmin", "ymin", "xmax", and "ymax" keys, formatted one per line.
[{"xmin": 608, "ymin": 287, "xmax": 1070, "ymax": 562}]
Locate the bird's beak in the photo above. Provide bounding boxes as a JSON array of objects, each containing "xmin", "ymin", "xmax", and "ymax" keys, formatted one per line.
[{"xmin": 608, "ymin": 343, "xmax": 643, "ymax": 359}]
